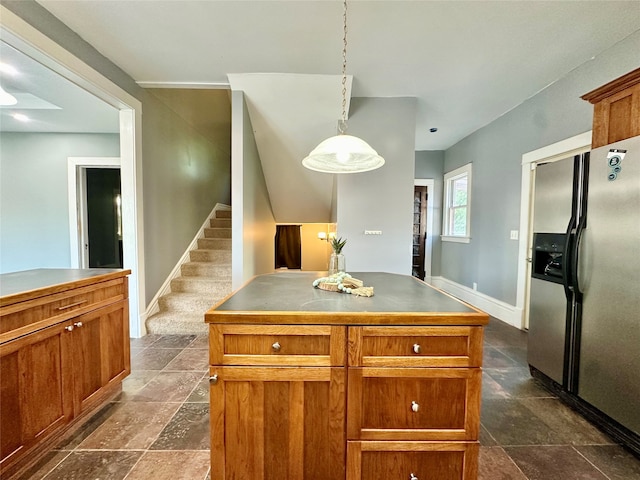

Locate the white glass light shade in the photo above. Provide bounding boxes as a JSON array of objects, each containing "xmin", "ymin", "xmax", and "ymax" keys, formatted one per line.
[
  {"xmin": 302, "ymin": 134, "xmax": 385, "ymax": 174},
  {"xmin": 0, "ymin": 85, "xmax": 17, "ymax": 106}
]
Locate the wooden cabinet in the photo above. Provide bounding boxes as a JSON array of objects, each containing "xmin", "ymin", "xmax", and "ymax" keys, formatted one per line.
[
  {"xmin": 0, "ymin": 269, "xmax": 130, "ymax": 479},
  {"xmin": 206, "ymin": 272, "xmax": 488, "ymax": 480},
  {"xmin": 582, "ymin": 68, "xmax": 640, "ymax": 148}
]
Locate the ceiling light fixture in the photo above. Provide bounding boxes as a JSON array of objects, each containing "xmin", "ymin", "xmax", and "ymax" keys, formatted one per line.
[
  {"xmin": 0, "ymin": 85, "xmax": 17, "ymax": 106},
  {"xmin": 12, "ymin": 113, "xmax": 29, "ymax": 122},
  {"xmin": 302, "ymin": 0, "xmax": 384, "ymax": 174}
]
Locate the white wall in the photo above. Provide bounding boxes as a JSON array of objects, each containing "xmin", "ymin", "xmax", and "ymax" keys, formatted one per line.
[
  {"xmin": 336, "ymin": 97, "xmax": 417, "ymax": 274},
  {"xmin": 231, "ymin": 90, "xmax": 276, "ymax": 289},
  {"xmin": 0, "ymin": 132, "xmax": 120, "ymax": 273},
  {"xmin": 415, "ymin": 150, "xmax": 444, "ymax": 277}
]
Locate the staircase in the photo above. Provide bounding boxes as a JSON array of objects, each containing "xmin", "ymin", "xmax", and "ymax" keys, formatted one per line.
[{"xmin": 145, "ymin": 209, "xmax": 232, "ymax": 335}]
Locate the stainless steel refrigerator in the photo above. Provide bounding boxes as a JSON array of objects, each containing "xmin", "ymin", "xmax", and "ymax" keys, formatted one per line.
[{"xmin": 528, "ymin": 135, "xmax": 640, "ymax": 454}]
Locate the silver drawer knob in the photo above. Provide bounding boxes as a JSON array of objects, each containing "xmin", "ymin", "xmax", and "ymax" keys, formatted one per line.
[
  {"xmin": 64, "ymin": 325, "xmax": 74, "ymax": 332},
  {"xmin": 411, "ymin": 401, "xmax": 419, "ymax": 413},
  {"xmin": 413, "ymin": 343, "xmax": 421, "ymax": 354},
  {"xmin": 73, "ymin": 321, "xmax": 83, "ymax": 328},
  {"xmin": 209, "ymin": 374, "xmax": 218, "ymax": 385},
  {"xmin": 410, "ymin": 474, "xmax": 418, "ymax": 480},
  {"xmin": 272, "ymin": 341, "xmax": 281, "ymax": 352}
]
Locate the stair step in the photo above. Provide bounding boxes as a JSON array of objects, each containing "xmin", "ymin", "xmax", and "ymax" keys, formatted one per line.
[
  {"xmin": 171, "ymin": 277, "xmax": 232, "ymax": 295},
  {"xmin": 215, "ymin": 209, "xmax": 231, "ymax": 219},
  {"xmin": 189, "ymin": 249, "xmax": 231, "ymax": 263},
  {"xmin": 158, "ymin": 292, "xmax": 221, "ymax": 313},
  {"xmin": 204, "ymin": 227, "xmax": 231, "ymax": 239},
  {"xmin": 210, "ymin": 218, "xmax": 231, "ymax": 228},
  {"xmin": 181, "ymin": 262, "xmax": 232, "ymax": 277},
  {"xmin": 198, "ymin": 238, "xmax": 231, "ymax": 250},
  {"xmin": 145, "ymin": 312, "xmax": 208, "ymax": 335}
]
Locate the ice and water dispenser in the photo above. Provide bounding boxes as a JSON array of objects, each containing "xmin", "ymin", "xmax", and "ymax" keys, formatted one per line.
[{"xmin": 531, "ymin": 233, "xmax": 566, "ymax": 284}]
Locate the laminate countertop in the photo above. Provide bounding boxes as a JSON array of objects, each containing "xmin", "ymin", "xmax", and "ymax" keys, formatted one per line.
[
  {"xmin": 0, "ymin": 268, "xmax": 130, "ymax": 307},
  {"xmin": 206, "ymin": 271, "xmax": 489, "ymax": 326}
]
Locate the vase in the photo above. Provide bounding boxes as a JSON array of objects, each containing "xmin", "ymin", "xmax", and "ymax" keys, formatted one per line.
[{"xmin": 329, "ymin": 253, "xmax": 346, "ymax": 275}]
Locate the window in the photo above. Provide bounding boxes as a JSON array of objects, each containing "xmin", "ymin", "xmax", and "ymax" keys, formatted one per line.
[{"xmin": 442, "ymin": 163, "xmax": 472, "ymax": 243}]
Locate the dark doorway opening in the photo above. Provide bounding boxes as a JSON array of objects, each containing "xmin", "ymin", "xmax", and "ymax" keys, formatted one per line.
[
  {"xmin": 412, "ymin": 185, "xmax": 428, "ymax": 280},
  {"xmin": 275, "ymin": 225, "xmax": 302, "ymax": 269},
  {"xmin": 86, "ymin": 168, "xmax": 123, "ymax": 268}
]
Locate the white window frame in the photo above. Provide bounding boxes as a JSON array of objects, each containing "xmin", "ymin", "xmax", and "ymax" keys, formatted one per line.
[{"xmin": 442, "ymin": 163, "xmax": 472, "ymax": 243}]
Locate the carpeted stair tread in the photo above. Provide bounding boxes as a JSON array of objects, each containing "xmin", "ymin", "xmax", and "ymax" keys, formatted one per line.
[
  {"xmin": 204, "ymin": 227, "xmax": 231, "ymax": 238},
  {"xmin": 181, "ymin": 261, "xmax": 231, "ymax": 277},
  {"xmin": 198, "ymin": 238, "xmax": 231, "ymax": 250},
  {"xmin": 170, "ymin": 276, "xmax": 232, "ymax": 295},
  {"xmin": 210, "ymin": 218, "xmax": 231, "ymax": 228},
  {"xmin": 158, "ymin": 292, "xmax": 222, "ymax": 313},
  {"xmin": 215, "ymin": 210, "xmax": 231, "ymax": 219},
  {"xmin": 145, "ymin": 312, "xmax": 208, "ymax": 335},
  {"xmin": 190, "ymin": 249, "xmax": 232, "ymax": 262}
]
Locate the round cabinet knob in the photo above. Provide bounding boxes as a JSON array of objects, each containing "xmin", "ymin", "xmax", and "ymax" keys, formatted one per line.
[
  {"xmin": 64, "ymin": 325, "xmax": 74, "ymax": 332},
  {"xmin": 410, "ymin": 474, "xmax": 419, "ymax": 480},
  {"xmin": 411, "ymin": 401, "xmax": 419, "ymax": 413},
  {"xmin": 272, "ymin": 341, "xmax": 281, "ymax": 352},
  {"xmin": 73, "ymin": 321, "xmax": 83, "ymax": 328},
  {"xmin": 412, "ymin": 343, "xmax": 421, "ymax": 354},
  {"xmin": 209, "ymin": 374, "xmax": 218, "ymax": 385}
]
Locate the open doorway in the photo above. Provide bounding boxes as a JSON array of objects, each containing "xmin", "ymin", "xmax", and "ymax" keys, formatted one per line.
[
  {"xmin": 413, "ymin": 179, "xmax": 435, "ymax": 280},
  {"xmin": 86, "ymin": 168, "xmax": 122, "ymax": 268}
]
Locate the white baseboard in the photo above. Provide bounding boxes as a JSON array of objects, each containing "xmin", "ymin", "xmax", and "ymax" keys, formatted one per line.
[
  {"xmin": 430, "ymin": 276, "xmax": 524, "ymax": 329},
  {"xmin": 143, "ymin": 203, "xmax": 231, "ymax": 322}
]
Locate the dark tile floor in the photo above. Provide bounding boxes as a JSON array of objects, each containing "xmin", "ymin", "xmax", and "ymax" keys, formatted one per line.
[{"xmin": 19, "ymin": 319, "xmax": 640, "ymax": 479}]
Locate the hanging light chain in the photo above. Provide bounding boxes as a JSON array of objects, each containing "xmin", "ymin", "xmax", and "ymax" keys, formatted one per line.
[{"xmin": 340, "ymin": 0, "xmax": 348, "ymax": 133}]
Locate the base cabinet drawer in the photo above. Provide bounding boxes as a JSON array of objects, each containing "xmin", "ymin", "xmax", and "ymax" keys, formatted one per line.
[
  {"xmin": 347, "ymin": 368, "xmax": 482, "ymax": 441},
  {"xmin": 347, "ymin": 441, "xmax": 479, "ymax": 480}
]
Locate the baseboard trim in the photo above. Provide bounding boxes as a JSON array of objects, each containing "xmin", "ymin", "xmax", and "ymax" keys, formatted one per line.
[
  {"xmin": 430, "ymin": 276, "xmax": 524, "ymax": 329},
  {"xmin": 143, "ymin": 203, "xmax": 231, "ymax": 324}
]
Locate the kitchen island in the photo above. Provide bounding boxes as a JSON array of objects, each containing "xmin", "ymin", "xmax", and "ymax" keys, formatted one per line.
[
  {"xmin": 0, "ymin": 268, "xmax": 131, "ymax": 479},
  {"xmin": 205, "ymin": 271, "xmax": 489, "ymax": 480}
]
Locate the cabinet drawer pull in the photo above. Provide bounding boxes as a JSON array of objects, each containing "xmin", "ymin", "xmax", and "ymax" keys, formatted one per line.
[
  {"xmin": 410, "ymin": 474, "xmax": 418, "ymax": 480},
  {"xmin": 411, "ymin": 401, "xmax": 419, "ymax": 413},
  {"xmin": 64, "ymin": 325, "xmax": 74, "ymax": 332},
  {"xmin": 272, "ymin": 341, "xmax": 281, "ymax": 352},
  {"xmin": 209, "ymin": 374, "xmax": 219, "ymax": 385},
  {"xmin": 57, "ymin": 300, "xmax": 88, "ymax": 311},
  {"xmin": 73, "ymin": 321, "xmax": 83, "ymax": 328},
  {"xmin": 412, "ymin": 343, "xmax": 421, "ymax": 354}
]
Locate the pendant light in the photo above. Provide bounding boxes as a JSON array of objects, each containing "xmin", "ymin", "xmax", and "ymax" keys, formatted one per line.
[{"xmin": 302, "ymin": 0, "xmax": 384, "ymax": 174}]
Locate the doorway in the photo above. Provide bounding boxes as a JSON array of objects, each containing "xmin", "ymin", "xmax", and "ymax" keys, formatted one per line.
[
  {"xmin": 413, "ymin": 179, "xmax": 435, "ymax": 280},
  {"xmin": 86, "ymin": 168, "xmax": 122, "ymax": 268}
]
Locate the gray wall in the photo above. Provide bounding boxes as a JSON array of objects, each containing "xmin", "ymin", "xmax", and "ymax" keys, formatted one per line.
[
  {"xmin": 441, "ymin": 30, "xmax": 640, "ymax": 305},
  {"xmin": 142, "ymin": 91, "xmax": 231, "ymax": 303},
  {"xmin": 231, "ymin": 91, "xmax": 276, "ymax": 289},
  {"xmin": 415, "ymin": 150, "xmax": 444, "ymax": 277},
  {"xmin": 337, "ymin": 97, "xmax": 417, "ymax": 274},
  {"xmin": 0, "ymin": 132, "xmax": 120, "ymax": 273}
]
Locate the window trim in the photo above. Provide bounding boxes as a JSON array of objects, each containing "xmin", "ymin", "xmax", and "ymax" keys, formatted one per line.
[{"xmin": 442, "ymin": 163, "xmax": 472, "ymax": 243}]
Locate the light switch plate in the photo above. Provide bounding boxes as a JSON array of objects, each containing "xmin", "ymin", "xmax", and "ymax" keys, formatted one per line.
[
  {"xmin": 510, "ymin": 230, "xmax": 519, "ymax": 240},
  {"xmin": 364, "ymin": 230, "xmax": 383, "ymax": 235}
]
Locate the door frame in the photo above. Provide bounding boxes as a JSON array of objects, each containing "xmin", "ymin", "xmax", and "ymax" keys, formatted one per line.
[
  {"xmin": 68, "ymin": 157, "xmax": 121, "ymax": 268},
  {"xmin": 1, "ymin": 7, "xmax": 146, "ymax": 337},
  {"xmin": 516, "ymin": 131, "xmax": 592, "ymax": 329},
  {"xmin": 414, "ymin": 179, "xmax": 435, "ymax": 280}
]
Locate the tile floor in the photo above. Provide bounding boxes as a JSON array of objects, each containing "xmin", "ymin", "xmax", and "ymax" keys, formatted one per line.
[{"xmin": 18, "ymin": 319, "xmax": 640, "ymax": 479}]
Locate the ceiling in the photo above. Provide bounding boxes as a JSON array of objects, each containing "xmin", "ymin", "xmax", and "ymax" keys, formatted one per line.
[
  {"xmin": 0, "ymin": 40, "xmax": 119, "ymax": 133},
  {"xmin": 34, "ymin": 0, "xmax": 640, "ymax": 151}
]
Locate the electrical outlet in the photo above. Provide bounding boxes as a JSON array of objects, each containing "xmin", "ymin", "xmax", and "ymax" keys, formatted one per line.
[
  {"xmin": 473, "ymin": 282, "xmax": 478, "ymax": 291},
  {"xmin": 510, "ymin": 230, "xmax": 519, "ymax": 240}
]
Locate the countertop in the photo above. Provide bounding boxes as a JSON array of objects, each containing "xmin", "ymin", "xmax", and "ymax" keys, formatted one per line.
[
  {"xmin": 0, "ymin": 268, "xmax": 130, "ymax": 307},
  {"xmin": 206, "ymin": 271, "xmax": 488, "ymax": 326}
]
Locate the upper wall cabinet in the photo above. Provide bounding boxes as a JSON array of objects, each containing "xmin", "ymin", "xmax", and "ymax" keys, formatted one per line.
[{"xmin": 582, "ymin": 68, "xmax": 640, "ymax": 148}]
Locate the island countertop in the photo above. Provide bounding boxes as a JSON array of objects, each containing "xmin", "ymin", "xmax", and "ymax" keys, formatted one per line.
[{"xmin": 205, "ymin": 271, "xmax": 489, "ymax": 326}]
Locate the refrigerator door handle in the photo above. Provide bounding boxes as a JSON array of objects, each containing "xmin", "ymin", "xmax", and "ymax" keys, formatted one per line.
[
  {"xmin": 562, "ymin": 217, "xmax": 575, "ymax": 301},
  {"xmin": 572, "ymin": 153, "xmax": 589, "ymax": 303}
]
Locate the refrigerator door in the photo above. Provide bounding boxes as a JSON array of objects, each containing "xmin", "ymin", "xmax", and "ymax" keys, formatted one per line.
[
  {"xmin": 578, "ymin": 136, "xmax": 640, "ymax": 435},
  {"xmin": 528, "ymin": 157, "xmax": 575, "ymax": 383}
]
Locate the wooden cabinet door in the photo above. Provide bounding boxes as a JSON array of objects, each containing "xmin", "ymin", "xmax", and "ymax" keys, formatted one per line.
[
  {"xmin": 0, "ymin": 322, "xmax": 73, "ymax": 471},
  {"xmin": 72, "ymin": 300, "xmax": 130, "ymax": 413},
  {"xmin": 347, "ymin": 441, "xmax": 478, "ymax": 480},
  {"xmin": 210, "ymin": 366, "xmax": 346, "ymax": 480}
]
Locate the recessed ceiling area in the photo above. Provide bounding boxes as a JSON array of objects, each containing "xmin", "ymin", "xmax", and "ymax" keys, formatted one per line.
[
  {"xmin": 0, "ymin": 40, "xmax": 119, "ymax": 133},
  {"xmin": 35, "ymin": 0, "xmax": 640, "ymax": 150}
]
